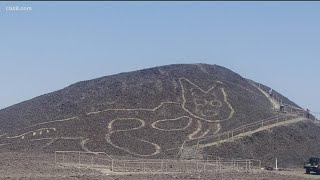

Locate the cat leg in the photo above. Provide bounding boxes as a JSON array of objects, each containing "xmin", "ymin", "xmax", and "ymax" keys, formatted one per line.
[
  {"xmin": 106, "ymin": 118, "xmax": 161, "ymax": 157},
  {"xmin": 188, "ymin": 120, "xmax": 202, "ymax": 140},
  {"xmin": 187, "ymin": 121, "xmax": 221, "ymax": 140}
]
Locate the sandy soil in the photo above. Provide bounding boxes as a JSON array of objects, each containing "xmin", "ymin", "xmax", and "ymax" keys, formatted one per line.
[{"xmin": 0, "ymin": 152, "xmax": 318, "ymax": 180}]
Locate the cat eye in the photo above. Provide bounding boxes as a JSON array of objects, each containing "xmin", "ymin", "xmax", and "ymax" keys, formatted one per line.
[
  {"xmin": 211, "ymin": 92, "xmax": 217, "ymax": 98},
  {"xmin": 190, "ymin": 88, "xmax": 202, "ymax": 96},
  {"xmin": 194, "ymin": 99, "xmax": 206, "ymax": 105},
  {"xmin": 210, "ymin": 100, "xmax": 222, "ymax": 107}
]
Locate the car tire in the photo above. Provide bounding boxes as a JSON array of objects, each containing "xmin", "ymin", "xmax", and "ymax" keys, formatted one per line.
[{"xmin": 306, "ymin": 169, "xmax": 310, "ymax": 174}]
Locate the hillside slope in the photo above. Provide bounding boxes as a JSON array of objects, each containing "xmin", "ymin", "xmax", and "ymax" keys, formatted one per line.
[
  {"xmin": 204, "ymin": 120, "xmax": 320, "ymax": 167},
  {"xmin": 0, "ymin": 63, "xmax": 305, "ymax": 159}
]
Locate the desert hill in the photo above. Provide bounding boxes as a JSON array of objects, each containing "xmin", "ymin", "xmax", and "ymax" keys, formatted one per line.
[
  {"xmin": 0, "ymin": 63, "xmax": 316, "ymax": 165},
  {"xmin": 204, "ymin": 120, "xmax": 320, "ymax": 167}
]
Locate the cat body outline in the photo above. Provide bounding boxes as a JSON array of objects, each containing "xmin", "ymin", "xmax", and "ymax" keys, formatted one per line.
[{"xmin": 0, "ymin": 77, "xmax": 234, "ymax": 157}]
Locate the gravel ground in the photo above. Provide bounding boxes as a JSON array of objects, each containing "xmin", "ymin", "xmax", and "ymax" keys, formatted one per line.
[
  {"xmin": 0, "ymin": 152, "xmax": 318, "ymax": 180},
  {"xmin": 108, "ymin": 171, "xmax": 316, "ymax": 180}
]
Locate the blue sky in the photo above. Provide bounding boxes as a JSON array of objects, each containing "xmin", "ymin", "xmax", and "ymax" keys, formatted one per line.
[{"xmin": 0, "ymin": 2, "xmax": 319, "ymax": 118}]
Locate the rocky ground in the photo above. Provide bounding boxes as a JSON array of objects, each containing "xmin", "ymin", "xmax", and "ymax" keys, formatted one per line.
[
  {"xmin": 0, "ymin": 152, "xmax": 318, "ymax": 180},
  {"xmin": 204, "ymin": 120, "xmax": 320, "ymax": 167},
  {"xmin": 107, "ymin": 171, "xmax": 319, "ymax": 180}
]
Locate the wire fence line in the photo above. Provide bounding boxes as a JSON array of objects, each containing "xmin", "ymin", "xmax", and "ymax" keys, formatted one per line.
[
  {"xmin": 249, "ymin": 81, "xmax": 316, "ymax": 117},
  {"xmin": 178, "ymin": 113, "xmax": 306, "ymax": 160},
  {"xmin": 175, "ymin": 81, "xmax": 317, "ymax": 160},
  {"xmin": 251, "ymin": 81, "xmax": 317, "ymax": 121},
  {"xmin": 54, "ymin": 151, "xmax": 261, "ymax": 173},
  {"xmin": 52, "ymin": 81, "xmax": 314, "ymax": 173}
]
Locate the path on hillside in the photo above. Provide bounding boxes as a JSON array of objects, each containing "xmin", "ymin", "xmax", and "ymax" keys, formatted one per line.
[
  {"xmin": 179, "ymin": 79, "xmax": 309, "ymax": 157},
  {"xmin": 179, "ymin": 115, "xmax": 306, "ymax": 159},
  {"xmin": 200, "ymin": 117, "xmax": 306, "ymax": 148},
  {"xmin": 251, "ymin": 83, "xmax": 280, "ymax": 110},
  {"xmin": 176, "ymin": 81, "xmax": 310, "ymax": 159}
]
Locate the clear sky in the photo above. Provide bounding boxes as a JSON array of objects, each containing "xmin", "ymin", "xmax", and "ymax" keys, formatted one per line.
[{"xmin": 0, "ymin": 2, "xmax": 319, "ymax": 118}]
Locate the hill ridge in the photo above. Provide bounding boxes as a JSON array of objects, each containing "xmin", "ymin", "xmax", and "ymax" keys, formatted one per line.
[{"xmin": 0, "ymin": 63, "xmax": 316, "ymax": 166}]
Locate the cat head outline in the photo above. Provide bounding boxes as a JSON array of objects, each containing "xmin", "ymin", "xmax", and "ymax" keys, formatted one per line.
[{"xmin": 179, "ymin": 78, "xmax": 234, "ymax": 122}]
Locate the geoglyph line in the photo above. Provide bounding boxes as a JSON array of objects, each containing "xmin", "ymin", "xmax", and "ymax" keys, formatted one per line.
[
  {"xmin": 106, "ymin": 118, "xmax": 161, "ymax": 157},
  {"xmin": 1, "ymin": 77, "xmax": 235, "ymax": 157},
  {"xmin": 151, "ymin": 116, "xmax": 192, "ymax": 131},
  {"xmin": 87, "ymin": 77, "xmax": 234, "ymax": 156},
  {"xmin": 180, "ymin": 78, "xmax": 234, "ymax": 123},
  {"xmin": 188, "ymin": 120, "xmax": 202, "ymax": 140},
  {"xmin": 7, "ymin": 128, "xmax": 56, "ymax": 139},
  {"xmin": 30, "ymin": 138, "xmax": 54, "ymax": 142},
  {"xmin": 199, "ymin": 117, "xmax": 306, "ymax": 148},
  {"xmin": 28, "ymin": 117, "xmax": 79, "ymax": 128},
  {"xmin": 87, "ymin": 102, "xmax": 180, "ymax": 115},
  {"xmin": 180, "ymin": 87, "xmax": 234, "ymax": 123}
]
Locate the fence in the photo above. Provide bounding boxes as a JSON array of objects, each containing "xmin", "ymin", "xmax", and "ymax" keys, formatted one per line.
[
  {"xmin": 110, "ymin": 159, "xmax": 261, "ymax": 173},
  {"xmin": 199, "ymin": 113, "xmax": 305, "ymax": 147},
  {"xmin": 54, "ymin": 151, "xmax": 261, "ymax": 173},
  {"xmin": 249, "ymin": 80, "xmax": 315, "ymax": 119},
  {"xmin": 55, "ymin": 151, "xmax": 112, "ymax": 168},
  {"xmin": 249, "ymin": 81, "xmax": 283, "ymax": 104},
  {"xmin": 179, "ymin": 112, "xmax": 306, "ymax": 159}
]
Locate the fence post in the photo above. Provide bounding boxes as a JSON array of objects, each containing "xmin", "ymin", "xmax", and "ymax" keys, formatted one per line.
[
  {"xmin": 185, "ymin": 161, "xmax": 188, "ymax": 173},
  {"xmin": 246, "ymin": 160, "xmax": 248, "ymax": 170},
  {"xmin": 259, "ymin": 160, "xmax": 261, "ymax": 169},
  {"xmin": 54, "ymin": 151, "xmax": 57, "ymax": 164},
  {"xmin": 111, "ymin": 160, "xmax": 114, "ymax": 172},
  {"xmin": 143, "ymin": 161, "xmax": 145, "ymax": 172},
  {"xmin": 161, "ymin": 160, "xmax": 163, "ymax": 172},
  {"xmin": 165, "ymin": 161, "xmax": 168, "ymax": 172},
  {"xmin": 195, "ymin": 140, "xmax": 200, "ymax": 159},
  {"xmin": 78, "ymin": 152, "xmax": 81, "ymax": 167},
  {"xmin": 91, "ymin": 157, "xmax": 93, "ymax": 166},
  {"xmin": 261, "ymin": 121, "xmax": 264, "ymax": 128},
  {"xmin": 231, "ymin": 131, "xmax": 234, "ymax": 141},
  {"xmin": 196, "ymin": 160, "xmax": 199, "ymax": 172},
  {"xmin": 62, "ymin": 152, "xmax": 64, "ymax": 164}
]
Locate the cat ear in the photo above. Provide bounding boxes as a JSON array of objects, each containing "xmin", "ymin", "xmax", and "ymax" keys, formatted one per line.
[{"xmin": 180, "ymin": 78, "xmax": 203, "ymax": 95}]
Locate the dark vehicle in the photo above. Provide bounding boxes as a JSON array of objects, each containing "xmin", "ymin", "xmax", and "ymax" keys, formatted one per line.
[{"xmin": 304, "ymin": 157, "xmax": 320, "ymax": 174}]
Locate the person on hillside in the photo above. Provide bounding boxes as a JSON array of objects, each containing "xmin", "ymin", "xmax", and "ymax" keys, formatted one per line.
[
  {"xmin": 280, "ymin": 103, "xmax": 284, "ymax": 113},
  {"xmin": 306, "ymin": 109, "xmax": 310, "ymax": 118},
  {"xmin": 269, "ymin": 88, "xmax": 273, "ymax": 98}
]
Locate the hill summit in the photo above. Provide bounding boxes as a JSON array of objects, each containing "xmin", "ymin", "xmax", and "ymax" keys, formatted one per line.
[{"xmin": 0, "ymin": 63, "xmax": 312, "ymax": 162}]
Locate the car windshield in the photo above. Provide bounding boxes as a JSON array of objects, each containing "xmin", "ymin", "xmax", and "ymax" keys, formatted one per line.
[{"xmin": 309, "ymin": 158, "xmax": 320, "ymax": 163}]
